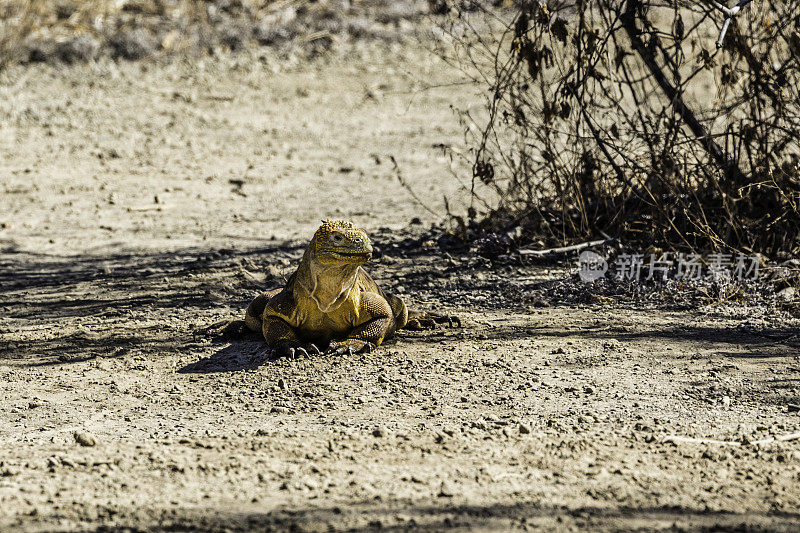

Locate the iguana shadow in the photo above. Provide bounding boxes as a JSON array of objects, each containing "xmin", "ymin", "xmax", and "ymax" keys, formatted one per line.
[
  {"xmin": 178, "ymin": 339, "xmax": 273, "ymax": 373},
  {"xmin": 179, "ymin": 333, "xmax": 409, "ymax": 373}
]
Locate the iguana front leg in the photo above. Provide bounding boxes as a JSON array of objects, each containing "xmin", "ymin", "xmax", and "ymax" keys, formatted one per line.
[
  {"xmin": 326, "ymin": 317, "xmax": 390, "ymax": 355},
  {"xmin": 263, "ymin": 316, "xmax": 321, "ymax": 359},
  {"xmin": 261, "ymin": 290, "xmax": 320, "ymax": 359},
  {"xmin": 326, "ymin": 293, "xmax": 393, "ymax": 356}
]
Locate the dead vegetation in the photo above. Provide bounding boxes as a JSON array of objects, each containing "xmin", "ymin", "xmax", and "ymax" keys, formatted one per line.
[{"xmin": 438, "ymin": 0, "xmax": 800, "ymax": 258}]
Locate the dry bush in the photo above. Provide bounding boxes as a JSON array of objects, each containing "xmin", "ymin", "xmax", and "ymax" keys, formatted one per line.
[{"xmin": 440, "ymin": 0, "xmax": 800, "ymax": 257}]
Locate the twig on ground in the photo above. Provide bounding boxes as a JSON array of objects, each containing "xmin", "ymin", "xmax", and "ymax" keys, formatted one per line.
[{"xmin": 518, "ymin": 238, "xmax": 615, "ymax": 256}]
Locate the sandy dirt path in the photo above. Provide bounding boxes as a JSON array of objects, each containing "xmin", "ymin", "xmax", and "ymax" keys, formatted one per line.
[
  {"xmin": 1, "ymin": 44, "xmax": 800, "ymax": 532},
  {"xmin": 0, "ymin": 43, "xmax": 474, "ymax": 255}
]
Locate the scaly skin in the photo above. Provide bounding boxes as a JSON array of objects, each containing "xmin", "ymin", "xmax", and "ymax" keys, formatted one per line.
[{"xmin": 243, "ymin": 220, "xmax": 456, "ymax": 359}]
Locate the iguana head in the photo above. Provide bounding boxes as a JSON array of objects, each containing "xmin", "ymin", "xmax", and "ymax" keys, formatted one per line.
[{"xmin": 311, "ymin": 220, "xmax": 373, "ymax": 265}]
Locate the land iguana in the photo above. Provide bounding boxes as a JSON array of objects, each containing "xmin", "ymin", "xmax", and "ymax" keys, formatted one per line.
[{"xmin": 235, "ymin": 220, "xmax": 458, "ymax": 358}]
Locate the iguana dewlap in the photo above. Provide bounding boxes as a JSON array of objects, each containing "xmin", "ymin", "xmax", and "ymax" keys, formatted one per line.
[{"xmin": 244, "ymin": 220, "xmax": 453, "ymax": 358}]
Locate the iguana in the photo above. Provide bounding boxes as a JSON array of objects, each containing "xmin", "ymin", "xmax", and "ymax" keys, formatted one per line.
[{"xmin": 237, "ymin": 220, "xmax": 457, "ymax": 358}]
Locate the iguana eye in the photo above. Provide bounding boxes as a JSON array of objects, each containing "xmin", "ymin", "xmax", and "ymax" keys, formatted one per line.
[{"xmin": 330, "ymin": 233, "xmax": 344, "ymax": 243}]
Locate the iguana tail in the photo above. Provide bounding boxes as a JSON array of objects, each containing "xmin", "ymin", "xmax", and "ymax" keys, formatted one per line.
[
  {"xmin": 385, "ymin": 293, "xmax": 409, "ymax": 333},
  {"xmin": 384, "ymin": 292, "xmax": 461, "ymax": 331}
]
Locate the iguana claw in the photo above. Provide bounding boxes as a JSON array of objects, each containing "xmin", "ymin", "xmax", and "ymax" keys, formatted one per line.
[
  {"xmin": 277, "ymin": 343, "xmax": 321, "ymax": 360},
  {"xmin": 326, "ymin": 340, "xmax": 375, "ymax": 356}
]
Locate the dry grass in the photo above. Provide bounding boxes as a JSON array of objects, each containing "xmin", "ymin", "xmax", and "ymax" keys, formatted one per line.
[
  {"xmin": 0, "ymin": 0, "xmax": 294, "ymax": 69},
  {"xmin": 0, "ymin": 0, "xmax": 45, "ymax": 69},
  {"xmin": 0, "ymin": 0, "xmax": 427, "ymax": 69}
]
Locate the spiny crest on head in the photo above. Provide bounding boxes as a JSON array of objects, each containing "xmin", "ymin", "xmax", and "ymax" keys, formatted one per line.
[{"xmin": 314, "ymin": 219, "xmax": 363, "ymax": 241}]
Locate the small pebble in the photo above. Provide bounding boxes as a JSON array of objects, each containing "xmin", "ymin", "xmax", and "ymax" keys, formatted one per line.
[
  {"xmin": 519, "ymin": 423, "xmax": 531, "ymax": 435},
  {"xmin": 74, "ymin": 431, "xmax": 96, "ymax": 447},
  {"xmin": 372, "ymin": 426, "xmax": 388, "ymax": 438}
]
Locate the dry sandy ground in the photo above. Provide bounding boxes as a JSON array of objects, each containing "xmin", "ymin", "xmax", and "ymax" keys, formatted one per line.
[{"xmin": 1, "ymin": 43, "xmax": 800, "ymax": 532}]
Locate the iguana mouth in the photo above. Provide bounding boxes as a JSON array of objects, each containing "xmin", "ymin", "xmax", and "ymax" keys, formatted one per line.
[{"xmin": 333, "ymin": 251, "xmax": 372, "ymax": 259}]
